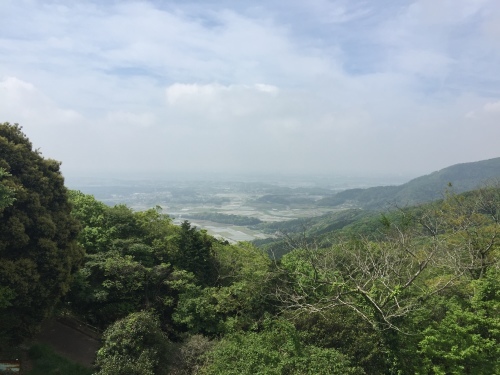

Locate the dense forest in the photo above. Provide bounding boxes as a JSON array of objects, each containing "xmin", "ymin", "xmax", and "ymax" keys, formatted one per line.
[{"xmin": 1, "ymin": 122, "xmax": 499, "ymax": 374}]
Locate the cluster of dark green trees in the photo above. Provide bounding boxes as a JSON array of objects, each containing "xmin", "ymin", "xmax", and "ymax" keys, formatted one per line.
[
  {"xmin": 0, "ymin": 122, "xmax": 499, "ymax": 374},
  {"xmin": 0, "ymin": 123, "xmax": 83, "ymax": 344},
  {"xmin": 183, "ymin": 212, "xmax": 262, "ymax": 226}
]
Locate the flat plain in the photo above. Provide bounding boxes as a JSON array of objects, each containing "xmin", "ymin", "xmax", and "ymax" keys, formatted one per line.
[{"xmin": 67, "ymin": 175, "xmax": 407, "ymax": 242}]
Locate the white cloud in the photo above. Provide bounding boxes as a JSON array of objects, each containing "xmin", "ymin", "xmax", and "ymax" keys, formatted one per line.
[
  {"xmin": 0, "ymin": 1, "xmax": 499, "ymax": 178},
  {"xmin": 164, "ymin": 83, "xmax": 285, "ymax": 128},
  {"xmin": 483, "ymin": 100, "xmax": 500, "ymax": 113},
  {"xmin": 374, "ymin": 0, "xmax": 499, "ymax": 89},
  {"xmin": 0, "ymin": 76, "xmax": 82, "ymax": 125}
]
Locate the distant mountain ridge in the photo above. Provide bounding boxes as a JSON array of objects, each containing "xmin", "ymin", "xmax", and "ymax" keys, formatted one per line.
[{"xmin": 318, "ymin": 157, "xmax": 500, "ymax": 209}]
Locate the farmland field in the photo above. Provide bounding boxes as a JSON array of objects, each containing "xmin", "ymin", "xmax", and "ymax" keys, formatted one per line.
[{"xmin": 67, "ymin": 174, "xmax": 407, "ymax": 242}]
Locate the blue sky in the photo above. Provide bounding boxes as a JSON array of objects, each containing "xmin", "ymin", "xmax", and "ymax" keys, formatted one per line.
[{"xmin": 1, "ymin": 0, "xmax": 499, "ymax": 179}]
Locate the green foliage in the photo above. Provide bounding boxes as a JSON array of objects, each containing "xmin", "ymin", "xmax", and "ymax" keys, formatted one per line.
[
  {"xmin": 0, "ymin": 285, "xmax": 15, "ymax": 310},
  {"xmin": 0, "ymin": 122, "xmax": 83, "ymax": 345},
  {"xmin": 70, "ymin": 251, "xmax": 149, "ymax": 325},
  {"xmin": 175, "ymin": 221, "xmax": 216, "ymax": 285},
  {"xmin": 275, "ymin": 187, "xmax": 499, "ymax": 374},
  {"xmin": 318, "ymin": 186, "xmax": 400, "ymax": 209},
  {"xmin": 68, "ymin": 194, "xmax": 249, "ymax": 334},
  {"xmin": 66, "ymin": 194, "xmax": 179, "ymax": 328},
  {"xmin": 0, "ymin": 168, "xmax": 15, "ymax": 210},
  {"xmin": 184, "ymin": 212, "xmax": 262, "ymax": 226},
  {"xmin": 28, "ymin": 344, "xmax": 92, "ymax": 375},
  {"xmin": 256, "ymin": 209, "xmax": 399, "ymax": 259},
  {"xmin": 67, "ymin": 248, "xmax": 176, "ymax": 328},
  {"xmin": 201, "ymin": 318, "xmax": 364, "ymax": 375},
  {"xmin": 94, "ymin": 311, "xmax": 171, "ymax": 375},
  {"xmin": 292, "ymin": 308, "xmax": 386, "ymax": 373},
  {"xmin": 172, "ymin": 242, "xmax": 273, "ymax": 335},
  {"xmin": 172, "ymin": 282, "xmax": 223, "ymax": 335},
  {"xmin": 105, "ymin": 204, "xmax": 143, "ymax": 240},
  {"xmin": 134, "ymin": 206, "xmax": 176, "ymax": 262},
  {"xmin": 68, "ymin": 190, "xmax": 116, "ymax": 254},
  {"xmin": 418, "ymin": 271, "xmax": 500, "ymax": 375},
  {"xmin": 60, "ymin": 177, "xmax": 498, "ymax": 375},
  {"xmin": 257, "ymin": 209, "xmax": 371, "ymax": 237}
]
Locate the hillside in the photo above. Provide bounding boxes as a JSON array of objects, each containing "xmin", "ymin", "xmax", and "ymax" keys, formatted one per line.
[
  {"xmin": 318, "ymin": 157, "xmax": 500, "ymax": 209},
  {"xmin": 257, "ymin": 184, "xmax": 500, "ymax": 259}
]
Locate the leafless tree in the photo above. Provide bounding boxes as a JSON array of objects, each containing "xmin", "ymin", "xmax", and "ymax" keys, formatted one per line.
[{"xmin": 274, "ymin": 185, "xmax": 500, "ymax": 331}]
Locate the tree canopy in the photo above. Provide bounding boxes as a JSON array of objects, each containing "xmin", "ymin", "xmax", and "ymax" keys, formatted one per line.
[
  {"xmin": 95, "ymin": 310, "xmax": 171, "ymax": 375},
  {"xmin": 0, "ymin": 168, "xmax": 15, "ymax": 210},
  {"xmin": 0, "ymin": 122, "xmax": 83, "ymax": 345},
  {"xmin": 59, "ymin": 184, "xmax": 499, "ymax": 374}
]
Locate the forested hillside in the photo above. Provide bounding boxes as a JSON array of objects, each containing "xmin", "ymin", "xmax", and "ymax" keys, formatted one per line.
[
  {"xmin": 69, "ymin": 183, "xmax": 500, "ymax": 375},
  {"xmin": 1, "ymin": 122, "xmax": 499, "ymax": 374},
  {"xmin": 257, "ymin": 186, "xmax": 500, "ymax": 259},
  {"xmin": 318, "ymin": 157, "xmax": 500, "ymax": 209}
]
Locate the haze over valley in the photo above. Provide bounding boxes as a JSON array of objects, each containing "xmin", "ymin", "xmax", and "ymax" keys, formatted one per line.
[
  {"xmin": 67, "ymin": 157, "xmax": 500, "ymax": 243},
  {"xmin": 66, "ymin": 174, "xmax": 381, "ymax": 242}
]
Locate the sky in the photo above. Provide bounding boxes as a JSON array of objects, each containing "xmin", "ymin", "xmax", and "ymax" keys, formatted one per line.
[{"xmin": 1, "ymin": 0, "xmax": 499, "ymax": 180}]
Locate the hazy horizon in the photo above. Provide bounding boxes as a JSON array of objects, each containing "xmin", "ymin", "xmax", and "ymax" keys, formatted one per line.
[
  {"xmin": 1, "ymin": 1, "xmax": 499, "ymax": 179},
  {"xmin": 63, "ymin": 168, "xmax": 416, "ymax": 184}
]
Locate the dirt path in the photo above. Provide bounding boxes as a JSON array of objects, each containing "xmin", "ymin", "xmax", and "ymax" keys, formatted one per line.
[{"xmin": 34, "ymin": 318, "xmax": 101, "ymax": 368}]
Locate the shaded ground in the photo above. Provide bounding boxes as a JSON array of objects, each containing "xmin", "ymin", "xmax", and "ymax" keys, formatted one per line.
[{"xmin": 34, "ymin": 318, "xmax": 101, "ymax": 368}]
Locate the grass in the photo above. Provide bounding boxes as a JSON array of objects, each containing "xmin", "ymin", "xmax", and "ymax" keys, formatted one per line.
[{"xmin": 27, "ymin": 344, "xmax": 93, "ymax": 375}]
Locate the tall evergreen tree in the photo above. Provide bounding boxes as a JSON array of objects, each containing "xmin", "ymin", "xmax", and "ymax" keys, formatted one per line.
[{"xmin": 176, "ymin": 221, "xmax": 215, "ymax": 285}]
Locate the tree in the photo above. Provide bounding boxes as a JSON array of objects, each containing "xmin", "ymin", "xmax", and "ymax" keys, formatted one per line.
[
  {"xmin": 418, "ymin": 269, "xmax": 500, "ymax": 375},
  {"xmin": 0, "ymin": 168, "xmax": 15, "ymax": 210},
  {"xmin": 0, "ymin": 122, "xmax": 83, "ymax": 345},
  {"xmin": 95, "ymin": 310, "xmax": 172, "ymax": 375},
  {"xmin": 428, "ymin": 186, "xmax": 500, "ymax": 279},
  {"xmin": 65, "ymin": 195, "xmax": 178, "ymax": 328},
  {"xmin": 169, "ymin": 334, "xmax": 214, "ymax": 375},
  {"xmin": 274, "ymin": 188, "xmax": 499, "ymax": 373},
  {"xmin": 68, "ymin": 251, "xmax": 150, "ymax": 327},
  {"xmin": 172, "ymin": 242, "xmax": 274, "ymax": 335},
  {"xmin": 291, "ymin": 307, "xmax": 386, "ymax": 373},
  {"xmin": 0, "ymin": 168, "xmax": 15, "ymax": 311},
  {"xmin": 175, "ymin": 221, "xmax": 216, "ymax": 285},
  {"xmin": 68, "ymin": 190, "xmax": 116, "ymax": 254},
  {"xmin": 201, "ymin": 318, "xmax": 364, "ymax": 375}
]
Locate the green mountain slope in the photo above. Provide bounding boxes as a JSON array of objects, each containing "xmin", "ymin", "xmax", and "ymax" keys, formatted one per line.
[
  {"xmin": 257, "ymin": 185, "xmax": 500, "ymax": 258},
  {"xmin": 318, "ymin": 157, "xmax": 500, "ymax": 209}
]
